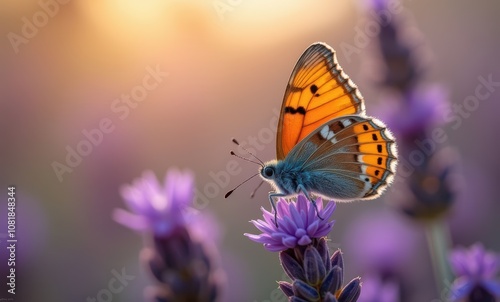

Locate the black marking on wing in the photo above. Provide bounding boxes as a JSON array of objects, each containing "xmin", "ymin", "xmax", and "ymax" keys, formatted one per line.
[
  {"xmin": 284, "ymin": 106, "xmax": 306, "ymax": 115},
  {"xmin": 310, "ymin": 84, "xmax": 318, "ymax": 94}
]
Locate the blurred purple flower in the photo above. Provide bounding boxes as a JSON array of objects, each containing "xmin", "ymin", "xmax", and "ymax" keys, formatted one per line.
[
  {"xmin": 357, "ymin": 274, "xmax": 399, "ymax": 302},
  {"xmin": 449, "ymin": 243, "xmax": 500, "ymax": 301},
  {"xmin": 364, "ymin": 0, "xmax": 391, "ymax": 11},
  {"xmin": 364, "ymin": 0, "xmax": 422, "ymax": 91},
  {"xmin": 114, "ymin": 169, "xmax": 224, "ymax": 302},
  {"xmin": 0, "ymin": 191, "xmax": 48, "ymax": 301},
  {"xmin": 245, "ymin": 195, "xmax": 336, "ymax": 252},
  {"xmin": 362, "ymin": 0, "xmax": 460, "ymax": 299},
  {"xmin": 364, "ymin": 0, "xmax": 456, "ymax": 223},
  {"xmin": 391, "ymin": 147, "xmax": 458, "ymax": 220},
  {"xmin": 113, "ymin": 169, "xmax": 194, "ymax": 236},
  {"xmin": 344, "ymin": 210, "xmax": 418, "ymax": 277},
  {"xmin": 379, "ymin": 85, "xmax": 449, "ymax": 140}
]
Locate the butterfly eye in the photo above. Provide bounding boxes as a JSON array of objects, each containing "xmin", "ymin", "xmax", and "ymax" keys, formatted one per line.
[{"xmin": 263, "ymin": 167, "xmax": 275, "ymax": 178}]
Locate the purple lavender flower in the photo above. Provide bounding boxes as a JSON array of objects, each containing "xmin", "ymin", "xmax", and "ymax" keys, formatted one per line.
[
  {"xmin": 362, "ymin": 0, "xmax": 460, "ymax": 299},
  {"xmin": 247, "ymin": 195, "xmax": 361, "ymax": 301},
  {"xmin": 113, "ymin": 169, "xmax": 194, "ymax": 236},
  {"xmin": 278, "ymin": 241, "xmax": 361, "ymax": 302},
  {"xmin": 449, "ymin": 243, "xmax": 500, "ymax": 302},
  {"xmin": 344, "ymin": 211, "xmax": 418, "ymax": 302},
  {"xmin": 365, "ymin": 0, "xmax": 421, "ymax": 92},
  {"xmin": 114, "ymin": 169, "xmax": 224, "ymax": 302},
  {"xmin": 245, "ymin": 195, "xmax": 336, "ymax": 252},
  {"xmin": 344, "ymin": 210, "xmax": 417, "ymax": 277},
  {"xmin": 394, "ymin": 147, "xmax": 457, "ymax": 220},
  {"xmin": 378, "ymin": 85, "xmax": 449, "ymax": 141},
  {"xmin": 364, "ymin": 0, "xmax": 456, "ymax": 223}
]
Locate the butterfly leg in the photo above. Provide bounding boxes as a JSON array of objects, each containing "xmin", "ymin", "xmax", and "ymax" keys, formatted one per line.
[
  {"xmin": 297, "ymin": 185, "xmax": 325, "ymax": 221},
  {"xmin": 269, "ymin": 192, "xmax": 286, "ymax": 227}
]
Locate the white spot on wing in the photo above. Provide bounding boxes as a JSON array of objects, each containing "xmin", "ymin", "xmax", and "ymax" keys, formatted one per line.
[
  {"xmin": 358, "ymin": 174, "xmax": 372, "ymax": 197},
  {"xmin": 360, "ymin": 163, "xmax": 367, "ymax": 175},
  {"xmin": 320, "ymin": 125, "xmax": 336, "ymax": 141},
  {"xmin": 341, "ymin": 119, "xmax": 353, "ymax": 127},
  {"xmin": 320, "ymin": 125, "xmax": 329, "ymax": 139}
]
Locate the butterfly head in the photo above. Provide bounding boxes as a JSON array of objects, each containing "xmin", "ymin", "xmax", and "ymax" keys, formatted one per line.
[
  {"xmin": 259, "ymin": 160, "xmax": 296, "ymax": 195},
  {"xmin": 260, "ymin": 160, "xmax": 278, "ymax": 182}
]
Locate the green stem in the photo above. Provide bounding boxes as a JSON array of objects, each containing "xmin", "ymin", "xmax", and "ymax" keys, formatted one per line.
[{"xmin": 424, "ymin": 219, "xmax": 453, "ymax": 293}]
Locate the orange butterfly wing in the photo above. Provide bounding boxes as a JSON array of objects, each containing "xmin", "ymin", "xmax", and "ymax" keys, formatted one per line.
[{"xmin": 276, "ymin": 42, "xmax": 366, "ymax": 160}]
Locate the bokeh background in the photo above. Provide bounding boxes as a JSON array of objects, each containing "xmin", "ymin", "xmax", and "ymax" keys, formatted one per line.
[{"xmin": 1, "ymin": 0, "xmax": 500, "ymax": 301}]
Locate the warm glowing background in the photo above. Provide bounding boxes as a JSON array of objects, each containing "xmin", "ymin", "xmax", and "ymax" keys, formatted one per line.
[{"xmin": 1, "ymin": 0, "xmax": 500, "ymax": 301}]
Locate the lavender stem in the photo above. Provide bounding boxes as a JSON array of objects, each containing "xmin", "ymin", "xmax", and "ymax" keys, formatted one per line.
[{"xmin": 424, "ymin": 218, "xmax": 453, "ymax": 292}]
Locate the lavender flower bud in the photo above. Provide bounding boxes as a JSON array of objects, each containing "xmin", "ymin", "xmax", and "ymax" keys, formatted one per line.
[
  {"xmin": 338, "ymin": 278, "xmax": 361, "ymax": 302},
  {"xmin": 304, "ymin": 246, "xmax": 327, "ymax": 286}
]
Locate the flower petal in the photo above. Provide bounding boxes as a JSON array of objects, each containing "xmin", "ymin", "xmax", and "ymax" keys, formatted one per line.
[
  {"xmin": 290, "ymin": 202, "xmax": 305, "ymax": 230},
  {"xmin": 297, "ymin": 235, "xmax": 312, "ymax": 246},
  {"xmin": 166, "ymin": 169, "xmax": 194, "ymax": 209},
  {"xmin": 482, "ymin": 279, "xmax": 500, "ymax": 296},
  {"xmin": 283, "ymin": 236, "xmax": 299, "ymax": 248},
  {"xmin": 115, "ymin": 169, "xmax": 196, "ymax": 236},
  {"xmin": 246, "ymin": 194, "xmax": 336, "ymax": 252},
  {"xmin": 112, "ymin": 209, "xmax": 149, "ymax": 231},
  {"xmin": 449, "ymin": 277, "xmax": 474, "ymax": 300}
]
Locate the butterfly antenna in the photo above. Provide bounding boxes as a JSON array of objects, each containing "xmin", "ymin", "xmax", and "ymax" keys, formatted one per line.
[
  {"xmin": 225, "ymin": 172, "xmax": 260, "ymax": 198},
  {"xmin": 250, "ymin": 180, "xmax": 265, "ymax": 198},
  {"xmin": 230, "ymin": 151, "xmax": 262, "ymax": 166},
  {"xmin": 231, "ymin": 138, "xmax": 265, "ymax": 166}
]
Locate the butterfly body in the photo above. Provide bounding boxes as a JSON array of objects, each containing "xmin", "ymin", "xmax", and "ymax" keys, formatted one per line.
[{"xmin": 260, "ymin": 42, "xmax": 398, "ymax": 216}]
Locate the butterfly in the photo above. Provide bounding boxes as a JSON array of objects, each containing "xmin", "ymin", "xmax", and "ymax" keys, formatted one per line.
[{"xmin": 258, "ymin": 42, "xmax": 398, "ymax": 221}]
